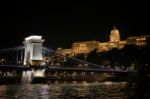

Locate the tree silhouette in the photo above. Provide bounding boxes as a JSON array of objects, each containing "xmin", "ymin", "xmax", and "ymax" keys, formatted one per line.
[{"xmin": 86, "ymin": 49, "xmax": 99, "ymax": 64}]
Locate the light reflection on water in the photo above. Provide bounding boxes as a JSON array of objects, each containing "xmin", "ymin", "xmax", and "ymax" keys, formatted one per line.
[{"xmin": 0, "ymin": 81, "xmax": 149, "ymax": 99}]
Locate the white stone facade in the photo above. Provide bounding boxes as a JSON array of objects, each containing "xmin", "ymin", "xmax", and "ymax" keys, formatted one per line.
[{"xmin": 23, "ymin": 35, "xmax": 44, "ymax": 66}]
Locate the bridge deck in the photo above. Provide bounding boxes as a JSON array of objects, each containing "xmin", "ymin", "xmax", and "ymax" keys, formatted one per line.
[{"xmin": 0, "ymin": 65, "xmax": 135, "ymax": 73}]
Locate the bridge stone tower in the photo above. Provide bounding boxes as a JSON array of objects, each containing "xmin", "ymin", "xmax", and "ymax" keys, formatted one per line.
[{"xmin": 23, "ymin": 35, "xmax": 45, "ymax": 66}]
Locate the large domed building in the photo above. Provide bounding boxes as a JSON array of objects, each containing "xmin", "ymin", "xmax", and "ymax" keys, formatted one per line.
[
  {"xmin": 110, "ymin": 26, "xmax": 120, "ymax": 43},
  {"xmin": 56, "ymin": 26, "xmax": 149, "ymax": 56},
  {"xmin": 98, "ymin": 26, "xmax": 126, "ymax": 52}
]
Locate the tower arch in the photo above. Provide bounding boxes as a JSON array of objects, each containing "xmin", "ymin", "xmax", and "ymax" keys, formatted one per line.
[{"xmin": 23, "ymin": 35, "xmax": 45, "ymax": 66}]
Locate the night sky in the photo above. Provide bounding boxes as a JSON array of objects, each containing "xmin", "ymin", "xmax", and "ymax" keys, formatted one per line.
[{"xmin": 0, "ymin": 1, "xmax": 149, "ymax": 50}]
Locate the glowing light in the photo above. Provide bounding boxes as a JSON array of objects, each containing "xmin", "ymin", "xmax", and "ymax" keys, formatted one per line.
[
  {"xmin": 104, "ymin": 81, "xmax": 113, "ymax": 85},
  {"xmin": 33, "ymin": 69, "xmax": 45, "ymax": 77}
]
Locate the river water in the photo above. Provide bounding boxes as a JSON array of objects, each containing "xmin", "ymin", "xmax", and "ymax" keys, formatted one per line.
[{"xmin": 0, "ymin": 81, "xmax": 150, "ymax": 99}]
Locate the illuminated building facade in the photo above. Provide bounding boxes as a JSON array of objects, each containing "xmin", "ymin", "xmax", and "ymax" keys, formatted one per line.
[
  {"xmin": 72, "ymin": 41, "xmax": 100, "ymax": 55},
  {"xmin": 99, "ymin": 26, "xmax": 126, "ymax": 52},
  {"xmin": 57, "ymin": 48, "xmax": 72, "ymax": 56},
  {"xmin": 57, "ymin": 41, "xmax": 99, "ymax": 56},
  {"xmin": 57, "ymin": 27, "xmax": 149, "ymax": 56},
  {"xmin": 127, "ymin": 35, "xmax": 150, "ymax": 46}
]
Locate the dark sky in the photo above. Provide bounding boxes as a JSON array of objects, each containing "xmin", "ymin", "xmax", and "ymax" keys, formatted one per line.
[{"xmin": 0, "ymin": 1, "xmax": 149, "ymax": 50}]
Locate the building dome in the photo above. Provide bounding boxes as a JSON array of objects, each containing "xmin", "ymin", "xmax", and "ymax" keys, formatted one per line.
[{"xmin": 110, "ymin": 26, "xmax": 120, "ymax": 42}]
